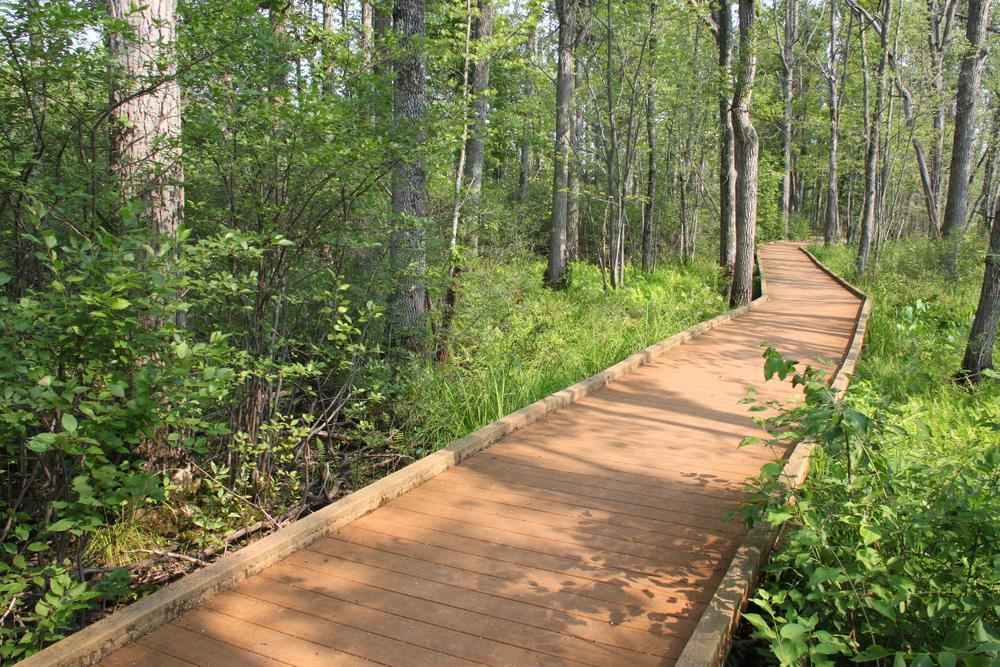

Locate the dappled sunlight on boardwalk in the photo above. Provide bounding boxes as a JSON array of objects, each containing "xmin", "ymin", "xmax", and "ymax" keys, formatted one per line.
[{"xmin": 103, "ymin": 243, "xmax": 863, "ymax": 666}]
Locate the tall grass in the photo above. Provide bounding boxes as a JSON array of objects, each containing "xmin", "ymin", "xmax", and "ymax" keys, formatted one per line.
[
  {"xmin": 403, "ymin": 257, "xmax": 730, "ymax": 449},
  {"xmin": 810, "ymin": 237, "xmax": 999, "ymax": 466}
]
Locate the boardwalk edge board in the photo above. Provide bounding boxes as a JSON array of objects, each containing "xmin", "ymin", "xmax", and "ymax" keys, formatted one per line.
[
  {"xmin": 20, "ymin": 258, "xmax": 771, "ymax": 667},
  {"xmin": 675, "ymin": 244, "xmax": 871, "ymax": 667}
]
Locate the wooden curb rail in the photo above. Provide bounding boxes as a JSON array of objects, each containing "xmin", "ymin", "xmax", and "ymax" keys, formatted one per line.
[
  {"xmin": 675, "ymin": 245, "xmax": 872, "ymax": 667},
  {"xmin": 20, "ymin": 256, "xmax": 771, "ymax": 667}
]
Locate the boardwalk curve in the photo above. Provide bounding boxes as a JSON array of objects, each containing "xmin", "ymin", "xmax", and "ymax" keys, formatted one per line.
[{"xmin": 24, "ymin": 243, "xmax": 866, "ymax": 667}]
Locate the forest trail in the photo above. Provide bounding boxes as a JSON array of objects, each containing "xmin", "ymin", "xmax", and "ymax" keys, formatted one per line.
[{"xmin": 102, "ymin": 243, "xmax": 863, "ymax": 666}]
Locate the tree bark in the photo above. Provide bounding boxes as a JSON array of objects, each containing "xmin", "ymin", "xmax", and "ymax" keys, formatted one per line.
[
  {"xmin": 390, "ymin": 0, "xmax": 428, "ymax": 339},
  {"xmin": 715, "ymin": 0, "xmax": 737, "ymax": 272},
  {"xmin": 780, "ymin": 0, "xmax": 797, "ymax": 239},
  {"xmin": 856, "ymin": 3, "xmax": 890, "ymax": 276},
  {"xmin": 960, "ymin": 213, "xmax": 1000, "ymax": 382},
  {"xmin": 518, "ymin": 22, "xmax": 538, "ymax": 202},
  {"xmin": 547, "ymin": 0, "xmax": 575, "ymax": 287},
  {"xmin": 567, "ymin": 37, "xmax": 583, "ymax": 261},
  {"xmin": 824, "ymin": 0, "xmax": 840, "ymax": 245},
  {"xmin": 463, "ymin": 0, "xmax": 493, "ymax": 252},
  {"xmin": 941, "ymin": 0, "xmax": 990, "ymax": 237},
  {"xmin": 108, "ymin": 0, "xmax": 183, "ymax": 243},
  {"xmin": 362, "ymin": 2, "xmax": 374, "ymax": 65},
  {"xmin": 729, "ymin": 0, "xmax": 758, "ymax": 307},
  {"xmin": 642, "ymin": 1, "xmax": 658, "ymax": 271}
]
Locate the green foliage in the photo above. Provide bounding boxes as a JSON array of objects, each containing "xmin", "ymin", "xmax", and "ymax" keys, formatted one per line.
[
  {"xmin": 737, "ymin": 239, "xmax": 1000, "ymax": 666},
  {"xmin": 404, "ymin": 257, "xmax": 729, "ymax": 448}
]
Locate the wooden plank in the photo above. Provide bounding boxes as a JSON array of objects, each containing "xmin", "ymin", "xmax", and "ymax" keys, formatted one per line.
[
  {"xmin": 442, "ymin": 459, "xmax": 745, "ymax": 512},
  {"xmin": 255, "ymin": 563, "xmax": 659, "ymax": 666},
  {"xmin": 335, "ymin": 522, "xmax": 711, "ymax": 624},
  {"xmin": 297, "ymin": 541, "xmax": 689, "ymax": 658},
  {"xmin": 402, "ymin": 482, "xmax": 744, "ymax": 545},
  {"xmin": 172, "ymin": 608, "xmax": 364, "ymax": 665},
  {"xmin": 135, "ymin": 623, "xmax": 287, "ymax": 666},
  {"xmin": 99, "ymin": 643, "xmax": 193, "ymax": 667}
]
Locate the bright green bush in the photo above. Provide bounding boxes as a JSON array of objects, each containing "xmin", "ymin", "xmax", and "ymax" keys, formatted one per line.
[{"xmin": 736, "ymin": 238, "xmax": 1000, "ymax": 666}]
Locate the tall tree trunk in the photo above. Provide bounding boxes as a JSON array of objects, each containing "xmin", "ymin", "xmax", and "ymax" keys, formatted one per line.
[
  {"xmin": 518, "ymin": 22, "xmax": 538, "ymax": 202},
  {"xmin": 390, "ymin": 0, "xmax": 428, "ymax": 340},
  {"xmin": 856, "ymin": 3, "xmax": 890, "ymax": 276},
  {"xmin": 960, "ymin": 213, "xmax": 1000, "ymax": 382},
  {"xmin": 928, "ymin": 0, "xmax": 958, "ymax": 225},
  {"xmin": 729, "ymin": 0, "xmax": 758, "ymax": 307},
  {"xmin": 641, "ymin": 1, "xmax": 658, "ymax": 271},
  {"xmin": 361, "ymin": 2, "xmax": 374, "ymax": 65},
  {"xmin": 108, "ymin": 0, "xmax": 183, "ymax": 243},
  {"xmin": 567, "ymin": 40, "xmax": 583, "ymax": 261},
  {"xmin": 941, "ymin": 0, "xmax": 990, "ymax": 237},
  {"xmin": 463, "ymin": 0, "xmax": 493, "ymax": 253},
  {"xmin": 715, "ymin": 0, "xmax": 737, "ymax": 271},
  {"xmin": 547, "ymin": 0, "xmax": 575, "ymax": 287},
  {"xmin": 824, "ymin": 0, "xmax": 840, "ymax": 245},
  {"xmin": 780, "ymin": 0, "xmax": 797, "ymax": 239}
]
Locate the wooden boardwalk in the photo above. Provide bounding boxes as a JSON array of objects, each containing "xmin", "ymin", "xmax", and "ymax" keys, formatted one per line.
[{"xmin": 101, "ymin": 244, "xmax": 863, "ymax": 666}]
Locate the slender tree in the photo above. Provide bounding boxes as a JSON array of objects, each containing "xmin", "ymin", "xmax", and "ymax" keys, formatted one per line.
[
  {"xmin": 823, "ymin": 0, "xmax": 843, "ymax": 246},
  {"xmin": 714, "ymin": 0, "xmax": 737, "ymax": 272},
  {"xmin": 641, "ymin": 2, "xmax": 658, "ymax": 272},
  {"xmin": 463, "ymin": 0, "xmax": 494, "ymax": 252},
  {"xmin": 778, "ymin": 0, "xmax": 797, "ymax": 239},
  {"xmin": 960, "ymin": 214, "xmax": 1000, "ymax": 382},
  {"xmin": 729, "ymin": 0, "xmax": 759, "ymax": 307},
  {"xmin": 547, "ymin": 0, "xmax": 575, "ymax": 287},
  {"xmin": 856, "ymin": 0, "xmax": 891, "ymax": 275},
  {"xmin": 108, "ymin": 0, "xmax": 183, "ymax": 243},
  {"xmin": 390, "ymin": 0, "xmax": 429, "ymax": 339},
  {"xmin": 940, "ymin": 0, "xmax": 991, "ymax": 237}
]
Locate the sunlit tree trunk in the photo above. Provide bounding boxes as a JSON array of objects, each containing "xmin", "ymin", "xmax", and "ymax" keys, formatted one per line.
[
  {"xmin": 960, "ymin": 213, "xmax": 1000, "ymax": 382},
  {"xmin": 824, "ymin": 0, "xmax": 840, "ymax": 246},
  {"xmin": 856, "ymin": 2, "xmax": 890, "ymax": 276},
  {"xmin": 390, "ymin": 0, "xmax": 428, "ymax": 340},
  {"xmin": 941, "ymin": 0, "xmax": 990, "ymax": 237},
  {"xmin": 108, "ymin": 0, "xmax": 183, "ymax": 243},
  {"xmin": 729, "ymin": 0, "xmax": 758, "ymax": 307},
  {"xmin": 547, "ymin": 0, "xmax": 575, "ymax": 287},
  {"xmin": 642, "ymin": 1, "xmax": 658, "ymax": 271},
  {"xmin": 780, "ymin": 0, "xmax": 796, "ymax": 239},
  {"xmin": 714, "ymin": 0, "xmax": 736, "ymax": 272},
  {"xmin": 567, "ymin": 39, "xmax": 583, "ymax": 261},
  {"xmin": 463, "ymin": 0, "xmax": 493, "ymax": 253}
]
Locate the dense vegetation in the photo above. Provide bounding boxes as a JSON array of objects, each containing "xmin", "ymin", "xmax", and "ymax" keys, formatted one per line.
[
  {"xmin": 0, "ymin": 0, "xmax": 997, "ymax": 661},
  {"xmin": 736, "ymin": 238, "xmax": 999, "ymax": 665}
]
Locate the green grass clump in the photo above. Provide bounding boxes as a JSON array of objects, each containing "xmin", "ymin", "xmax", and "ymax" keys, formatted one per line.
[{"xmin": 403, "ymin": 256, "xmax": 729, "ymax": 449}]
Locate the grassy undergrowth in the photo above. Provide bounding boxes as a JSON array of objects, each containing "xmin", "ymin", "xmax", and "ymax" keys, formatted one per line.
[
  {"xmin": 403, "ymin": 257, "xmax": 730, "ymax": 451},
  {"xmin": 731, "ymin": 237, "xmax": 1000, "ymax": 666}
]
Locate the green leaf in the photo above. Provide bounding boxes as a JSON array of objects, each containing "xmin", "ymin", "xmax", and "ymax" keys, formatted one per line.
[
  {"xmin": 860, "ymin": 522, "xmax": 883, "ymax": 546},
  {"xmin": 61, "ymin": 413, "xmax": 78, "ymax": 433},
  {"xmin": 47, "ymin": 519, "xmax": 74, "ymax": 532},
  {"xmin": 109, "ymin": 297, "xmax": 131, "ymax": 310},
  {"xmin": 175, "ymin": 341, "xmax": 190, "ymax": 359}
]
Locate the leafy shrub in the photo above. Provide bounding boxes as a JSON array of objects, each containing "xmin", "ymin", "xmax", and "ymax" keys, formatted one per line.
[{"xmin": 740, "ymin": 348, "xmax": 999, "ymax": 665}]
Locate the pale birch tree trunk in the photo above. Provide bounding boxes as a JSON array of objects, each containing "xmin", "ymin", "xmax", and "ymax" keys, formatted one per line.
[
  {"xmin": 729, "ymin": 0, "xmax": 758, "ymax": 307},
  {"xmin": 715, "ymin": 0, "xmax": 737, "ymax": 272},
  {"xmin": 463, "ymin": 0, "xmax": 493, "ymax": 253},
  {"xmin": 780, "ymin": 0, "xmax": 797, "ymax": 239},
  {"xmin": 108, "ymin": 0, "xmax": 183, "ymax": 242}
]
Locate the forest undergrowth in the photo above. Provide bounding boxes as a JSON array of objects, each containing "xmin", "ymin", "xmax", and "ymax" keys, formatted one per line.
[{"xmin": 729, "ymin": 237, "xmax": 1000, "ymax": 666}]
